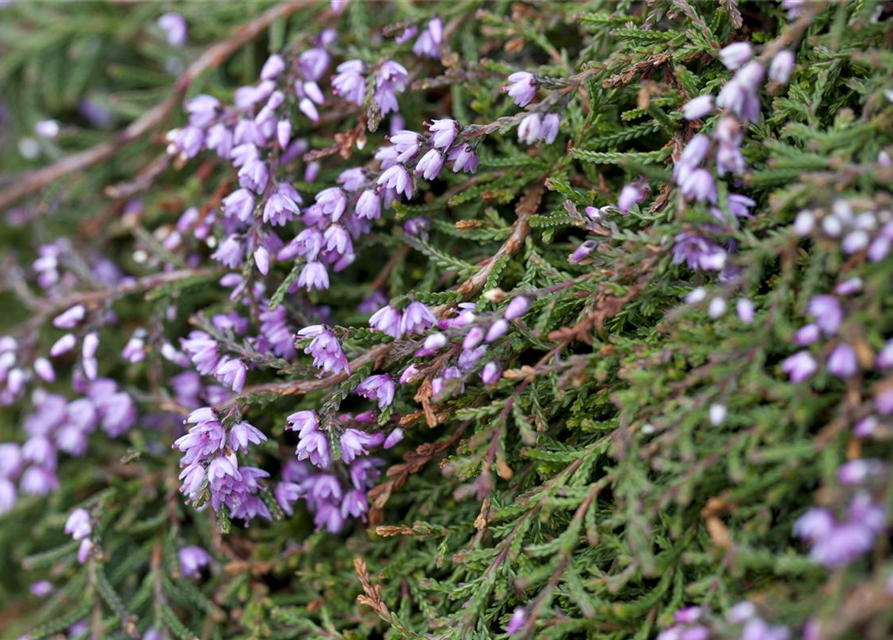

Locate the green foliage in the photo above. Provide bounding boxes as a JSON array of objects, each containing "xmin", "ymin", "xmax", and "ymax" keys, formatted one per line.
[{"xmin": 3, "ymin": 2, "xmax": 893, "ymax": 640}]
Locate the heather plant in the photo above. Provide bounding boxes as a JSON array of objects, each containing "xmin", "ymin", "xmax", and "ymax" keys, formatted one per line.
[{"xmin": 2, "ymin": 1, "xmax": 893, "ymax": 639}]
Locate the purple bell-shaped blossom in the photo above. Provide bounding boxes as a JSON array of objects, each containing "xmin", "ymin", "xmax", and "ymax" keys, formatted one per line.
[
  {"xmin": 504, "ymin": 71, "xmax": 537, "ymax": 107},
  {"xmin": 356, "ymin": 374, "xmax": 396, "ymax": 409},
  {"xmin": 369, "ymin": 305, "xmax": 402, "ymax": 338},
  {"xmin": 400, "ymin": 302, "xmax": 436, "ymax": 335}
]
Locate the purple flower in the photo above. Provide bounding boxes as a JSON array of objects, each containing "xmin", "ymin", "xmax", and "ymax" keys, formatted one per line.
[
  {"xmin": 30, "ymin": 580, "xmax": 54, "ymax": 597},
  {"xmin": 369, "ymin": 305, "xmax": 402, "ymax": 338},
  {"xmin": 299, "ymin": 48, "xmax": 330, "ymax": 81},
  {"xmin": 230, "ymin": 143, "xmax": 258, "ymax": 169},
  {"xmin": 399, "ymin": 364, "xmax": 420, "ymax": 384},
  {"xmin": 314, "ymin": 501, "xmax": 345, "ymax": 533},
  {"xmin": 448, "ymin": 144, "xmax": 479, "ymax": 173},
  {"xmin": 876, "ymin": 339, "xmax": 893, "ymax": 369},
  {"xmin": 400, "ymin": 302, "xmax": 435, "ymax": 335},
  {"xmin": 336, "ymin": 168, "xmax": 366, "ymax": 192},
  {"xmin": 504, "ymin": 72, "xmax": 537, "ymax": 107},
  {"xmin": 417, "ymin": 332, "xmax": 447, "ymax": 357},
  {"xmin": 356, "ymin": 189, "xmax": 382, "ymax": 220},
  {"xmin": 222, "ymin": 189, "xmax": 255, "ymax": 222},
  {"xmin": 374, "ymin": 61, "xmax": 408, "ymax": 115},
  {"xmin": 158, "ymin": 13, "xmax": 187, "ymax": 47},
  {"xmin": 277, "ymin": 120, "xmax": 292, "ymax": 149},
  {"xmin": 229, "ymin": 421, "xmax": 266, "ymax": 452},
  {"xmin": 341, "ymin": 488, "xmax": 369, "ymax": 519},
  {"xmin": 769, "ymin": 50, "xmax": 795, "ymax": 84},
  {"xmin": 505, "ymin": 296, "xmax": 530, "ymax": 320},
  {"xmin": 77, "ymin": 539, "xmax": 93, "ymax": 564},
  {"xmin": 378, "ymin": 165, "xmax": 413, "ymax": 199},
  {"xmin": 481, "ymin": 362, "xmax": 502, "ymax": 385},
  {"xmin": 740, "ymin": 619, "xmax": 790, "ymax": 640},
  {"xmin": 429, "ymin": 119, "xmax": 459, "ymax": 149},
  {"xmin": 35, "ymin": 119, "xmax": 59, "ymax": 139},
  {"xmin": 181, "ymin": 331, "xmax": 219, "ymax": 375},
  {"xmin": 260, "ymin": 54, "xmax": 286, "ymax": 80},
  {"xmin": 324, "ymin": 225, "xmax": 353, "ymax": 256},
  {"xmin": 390, "ymin": 131, "xmax": 421, "ymax": 163},
  {"xmin": 782, "ymin": 0, "xmax": 805, "ymax": 19},
  {"xmin": 842, "ymin": 230, "xmax": 869, "ymax": 254},
  {"xmin": 869, "ymin": 235, "xmax": 891, "ymax": 262},
  {"xmin": 254, "ymin": 247, "xmax": 270, "ymax": 275},
  {"xmin": 34, "ymin": 357, "xmax": 55, "ymax": 382},
  {"xmin": 415, "ymin": 149, "xmax": 444, "ymax": 180},
  {"xmin": 679, "ymin": 168, "xmax": 717, "ymax": 203},
  {"xmin": 807, "ymin": 295, "xmax": 843, "ymax": 335},
  {"xmin": 315, "ymin": 187, "xmax": 349, "ymax": 222},
  {"xmin": 340, "ymin": 429, "xmax": 384, "ymax": 463},
  {"xmin": 462, "ymin": 327, "xmax": 485, "ymax": 351},
  {"xmin": 782, "ymin": 351, "xmax": 817, "ymax": 382},
  {"xmin": 683, "ymin": 95, "xmax": 714, "ymax": 120},
  {"xmin": 835, "ymin": 277, "xmax": 862, "ymax": 296},
  {"xmin": 356, "ymin": 374, "xmax": 396, "ymax": 409},
  {"xmin": 413, "ymin": 18, "xmax": 443, "ymax": 59},
  {"xmin": 211, "ymin": 235, "xmax": 244, "ymax": 268},
  {"xmin": 486, "ymin": 319, "xmax": 508, "ymax": 342},
  {"xmin": 736, "ymin": 299, "xmax": 755, "ymax": 323},
  {"xmin": 518, "ymin": 113, "xmax": 542, "ymax": 144},
  {"xmin": 395, "ymin": 25, "xmax": 418, "ymax": 44},
  {"xmin": 263, "ymin": 184, "xmax": 302, "ymax": 226},
  {"xmin": 838, "ymin": 459, "xmax": 881, "ymax": 485},
  {"xmin": 185, "ymin": 95, "xmax": 220, "ymax": 129},
  {"xmin": 737, "ymin": 61, "xmax": 765, "ymax": 91},
  {"xmin": 64, "ymin": 508, "xmax": 92, "ymax": 540},
  {"xmin": 298, "ymin": 262, "xmax": 330, "ymax": 291},
  {"xmin": 541, "ymin": 113, "xmax": 560, "ymax": 144},
  {"xmin": 238, "ymin": 159, "xmax": 270, "ymax": 193},
  {"xmin": 286, "ymin": 410, "xmax": 319, "ymax": 436},
  {"xmin": 215, "ymin": 357, "xmax": 247, "ymax": 392},
  {"xmin": 728, "ymin": 193, "xmax": 756, "ymax": 218},
  {"xmin": 617, "ymin": 180, "xmax": 648, "ymax": 213},
  {"xmin": 854, "ymin": 415, "xmax": 878, "ymax": 437},
  {"xmin": 798, "ymin": 496, "xmax": 886, "ymax": 568},
  {"xmin": 301, "ymin": 327, "xmax": 350, "ymax": 376},
  {"xmin": 794, "ymin": 324, "xmax": 820, "ymax": 346},
  {"xmin": 384, "ymin": 428, "xmax": 404, "ymax": 449},
  {"xmin": 794, "ymin": 508, "xmax": 835, "ymax": 542},
  {"xmin": 296, "ymin": 431, "xmax": 330, "ymax": 468},
  {"xmin": 332, "ymin": 60, "xmax": 366, "ymax": 105},
  {"xmin": 206, "ymin": 123, "xmax": 233, "ymax": 157},
  {"xmin": 178, "ymin": 546, "xmax": 211, "ymax": 578},
  {"xmin": 91, "ymin": 383, "xmax": 136, "ymax": 437},
  {"xmin": 569, "ymin": 240, "xmax": 597, "ymax": 264},
  {"xmin": 20, "ymin": 466, "xmax": 58, "ymax": 495},
  {"xmin": 53, "ymin": 305, "xmax": 85, "ymax": 329},
  {"xmin": 291, "ymin": 228, "xmax": 324, "ymax": 261},
  {"xmin": 827, "ymin": 343, "xmax": 857, "ymax": 378},
  {"xmin": 716, "ymin": 142, "xmax": 746, "ymax": 176},
  {"xmin": 727, "ymin": 602, "xmax": 757, "ymax": 624},
  {"xmin": 674, "ymin": 607, "xmax": 702, "ymax": 624},
  {"xmin": 719, "ymin": 42, "xmax": 753, "ymax": 70},
  {"xmin": 506, "ymin": 607, "xmax": 527, "ymax": 635},
  {"xmin": 717, "ymin": 78, "xmax": 760, "ymax": 122},
  {"xmin": 259, "ymin": 307, "xmax": 295, "ymax": 359}
]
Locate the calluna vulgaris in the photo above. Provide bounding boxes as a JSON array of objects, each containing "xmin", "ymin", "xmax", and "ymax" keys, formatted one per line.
[{"xmin": 2, "ymin": 1, "xmax": 893, "ymax": 639}]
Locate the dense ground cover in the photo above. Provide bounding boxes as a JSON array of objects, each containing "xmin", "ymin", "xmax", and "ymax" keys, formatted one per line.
[{"xmin": 2, "ymin": 1, "xmax": 893, "ymax": 639}]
